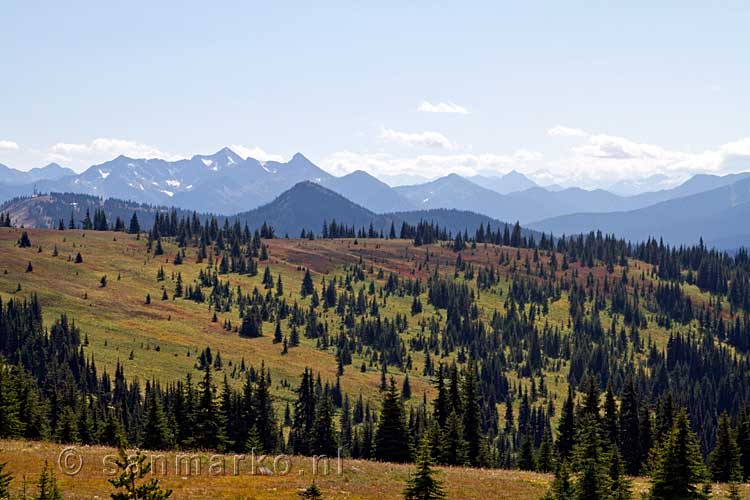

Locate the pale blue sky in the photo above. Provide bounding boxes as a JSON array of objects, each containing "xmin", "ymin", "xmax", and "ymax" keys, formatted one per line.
[{"xmin": 1, "ymin": 1, "xmax": 749, "ymax": 188}]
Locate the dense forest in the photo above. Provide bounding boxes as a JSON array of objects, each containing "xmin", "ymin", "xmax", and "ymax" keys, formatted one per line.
[{"xmin": 2, "ymin": 206, "xmax": 750, "ymax": 500}]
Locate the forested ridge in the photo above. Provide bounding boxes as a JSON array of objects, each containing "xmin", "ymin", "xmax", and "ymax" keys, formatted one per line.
[{"xmin": 2, "ymin": 207, "xmax": 750, "ymax": 499}]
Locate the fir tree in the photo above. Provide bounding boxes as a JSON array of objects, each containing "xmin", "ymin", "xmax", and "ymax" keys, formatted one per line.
[
  {"xmin": 108, "ymin": 448, "xmax": 172, "ymax": 500},
  {"xmin": 36, "ymin": 459, "xmax": 62, "ymax": 500},
  {"xmin": 142, "ymin": 389, "xmax": 173, "ymax": 450},
  {"xmin": 648, "ymin": 410, "xmax": 709, "ymax": 500},
  {"xmin": 0, "ymin": 458, "xmax": 12, "ymax": 500},
  {"xmin": 403, "ymin": 437, "xmax": 446, "ymax": 500},
  {"xmin": 375, "ymin": 377, "xmax": 411, "ymax": 463},
  {"xmin": 708, "ymin": 412, "xmax": 741, "ymax": 483}
]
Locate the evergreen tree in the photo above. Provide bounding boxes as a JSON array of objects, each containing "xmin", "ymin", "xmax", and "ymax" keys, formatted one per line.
[
  {"xmin": 648, "ymin": 410, "xmax": 709, "ymax": 500},
  {"xmin": 556, "ymin": 386, "xmax": 576, "ymax": 460},
  {"xmin": 193, "ymin": 364, "xmax": 227, "ymax": 451},
  {"xmin": 375, "ymin": 378, "xmax": 411, "ymax": 463},
  {"xmin": 541, "ymin": 460, "xmax": 574, "ymax": 500},
  {"xmin": 403, "ymin": 437, "xmax": 446, "ymax": 500},
  {"xmin": 142, "ymin": 389, "xmax": 173, "ymax": 450},
  {"xmin": 461, "ymin": 362, "xmax": 482, "ymax": 465},
  {"xmin": 312, "ymin": 392, "xmax": 337, "ymax": 456},
  {"xmin": 708, "ymin": 412, "xmax": 741, "ymax": 483},
  {"xmin": 109, "ymin": 448, "xmax": 172, "ymax": 500},
  {"xmin": 301, "ymin": 270, "xmax": 315, "ymax": 297},
  {"xmin": 0, "ymin": 459, "xmax": 12, "ymax": 500},
  {"xmin": 573, "ymin": 414, "xmax": 609, "ymax": 500},
  {"xmin": 18, "ymin": 231, "xmax": 32, "ymax": 248},
  {"xmin": 129, "ymin": 212, "xmax": 140, "ymax": 234},
  {"xmin": 619, "ymin": 377, "xmax": 641, "ymax": 475},
  {"xmin": 36, "ymin": 459, "xmax": 62, "ymax": 500}
]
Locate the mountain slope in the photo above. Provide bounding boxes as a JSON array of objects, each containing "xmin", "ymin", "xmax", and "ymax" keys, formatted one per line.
[
  {"xmin": 530, "ymin": 177, "xmax": 750, "ymax": 248},
  {"xmin": 320, "ymin": 170, "xmax": 415, "ymax": 213},
  {"xmin": 470, "ymin": 170, "xmax": 537, "ymax": 194}
]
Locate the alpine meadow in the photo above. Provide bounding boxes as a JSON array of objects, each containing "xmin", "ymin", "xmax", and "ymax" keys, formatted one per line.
[{"xmin": 3, "ymin": 3, "xmax": 750, "ymax": 499}]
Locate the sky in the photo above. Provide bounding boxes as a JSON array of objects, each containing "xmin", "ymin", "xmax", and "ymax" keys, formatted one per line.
[{"xmin": 1, "ymin": 1, "xmax": 749, "ymax": 189}]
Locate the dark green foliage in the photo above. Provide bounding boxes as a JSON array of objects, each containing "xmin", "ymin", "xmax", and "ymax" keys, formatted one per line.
[
  {"xmin": 708, "ymin": 412, "xmax": 741, "ymax": 482},
  {"xmin": 648, "ymin": 410, "xmax": 708, "ymax": 500},
  {"xmin": 18, "ymin": 231, "xmax": 32, "ymax": 247},
  {"xmin": 36, "ymin": 459, "xmax": 62, "ymax": 500},
  {"xmin": 299, "ymin": 482, "xmax": 323, "ymax": 500},
  {"xmin": 0, "ymin": 458, "xmax": 12, "ymax": 499},
  {"xmin": 108, "ymin": 448, "xmax": 172, "ymax": 500},
  {"xmin": 375, "ymin": 378, "xmax": 411, "ymax": 463},
  {"xmin": 403, "ymin": 437, "xmax": 446, "ymax": 500}
]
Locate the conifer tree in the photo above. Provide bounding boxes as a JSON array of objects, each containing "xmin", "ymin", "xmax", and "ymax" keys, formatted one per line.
[
  {"xmin": 556, "ymin": 386, "xmax": 576, "ymax": 460},
  {"xmin": 709, "ymin": 412, "xmax": 741, "ymax": 483},
  {"xmin": 109, "ymin": 448, "xmax": 172, "ymax": 500},
  {"xmin": 0, "ymin": 367, "xmax": 22, "ymax": 438},
  {"xmin": 403, "ymin": 437, "xmax": 446, "ymax": 500},
  {"xmin": 142, "ymin": 389, "xmax": 173, "ymax": 450},
  {"xmin": 375, "ymin": 378, "xmax": 411, "ymax": 463},
  {"xmin": 619, "ymin": 377, "xmax": 641, "ymax": 475},
  {"xmin": 541, "ymin": 460, "xmax": 574, "ymax": 500},
  {"xmin": 312, "ymin": 391, "xmax": 337, "ymax": 456},
  {"xmin": 0, "ymin": 458, "xmax": 12, "ymax": 500},
  {"xmin": 36, "ymin": 459, "xmax": 62, "ymax": 500},
  {"xmin": 194, "ymin": 364, "xmax": 227, "ymax": 451},
  {"xmin": 18, "ymin": 231, "xmax": 32, "ymax": 248},
  {"xmin": 648, "ymin": 410, "xmax": 709, "ymax": 500},
  {"xmin": 461, "ymin": 362, "xmax": 482, "ymax": 465},
  {"xmin": 301, "ymin": 270, "xmax": 315, "ymax": 297}
]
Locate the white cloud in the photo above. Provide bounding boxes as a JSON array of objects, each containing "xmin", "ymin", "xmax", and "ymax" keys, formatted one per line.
[
  {"xmin": 544, "ymin": 125, "xmax": 750, "ymax": 188},
  {"xmin": 229, "ymin": 145, "xmax": 284, "ymax": 163},
  {"xmin": 418, "ymin": 100, "xmax": 469, "ymax": 115},
  {"xmin": 50, "ymin": 138, "xmax": 182, "ymax": 162},
  {"xmin": 321, "ymin": 149, "xmax": 542, "ymax": 179},
  {"xmin": 380, "ymin": 127, "xmax": 456, "ymax": 150},
  {"xmin": 0, "ymin": 140, "xmax": 19, "ymax": 151},
  {"xmin": 547, "ymin": 125, "xmax": 587, "ymax": 137},
  {"xmin": 47, "ymin": 138, "xmax": 184, "ymax": 169}
]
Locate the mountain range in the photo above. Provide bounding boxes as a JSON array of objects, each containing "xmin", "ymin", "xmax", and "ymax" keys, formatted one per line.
[{"xmin": 1, "ymin": 147, "xmax": 749, "ymax": 249}]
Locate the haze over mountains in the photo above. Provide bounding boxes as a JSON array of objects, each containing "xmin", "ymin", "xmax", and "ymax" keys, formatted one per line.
[{"xmin": 1, "ymin": 147, "xmax": 749, "ymax": 249}]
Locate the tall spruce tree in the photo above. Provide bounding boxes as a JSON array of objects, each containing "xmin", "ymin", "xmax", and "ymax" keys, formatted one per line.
[
  {"xmin": 375, "ymin": 377, "xmax": 411, "ymax": 463},
  {"xmin": 648, "ymin": 410, "xmax": 709, "ymax": 500},
  {"xmin": 708, "ymin": 412, "xmax": 741, "ymax": 483},
  {"xmin": 403, "ymin": 437, "xmax": 446, "ymax": 500}
]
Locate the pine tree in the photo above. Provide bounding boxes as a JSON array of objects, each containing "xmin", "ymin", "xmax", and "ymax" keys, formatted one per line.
[
  {"xmin": 403, "ymin": 437, "xmax": 446, "ymax": 500},
  {"xmin": 312, "ymin": 392, "xmax": 337, "ymax": 456},
  {"xmin": 301, "ymin": 270, "xmax": 315, "ymax": 297},
  {"xmin": 461, "ymin": 362, "xmax": 482, "ymax": 465},
  {"xmin": 299, "ymin": 481, "xmax": 323, "ymax": 500},
  {"xmin": 709, "ymin": 412, "xmax": 741, "ymax": 483},
  {"xmin": 573, "ymin": 413, "xmax": 609, "ymax": 500},
  {"xmin": 36, "ymin": 459, "xmax": 62, "ymax": 500},
  {"xmin": 737, "ymin": 406, "xmax": 750, "ymax": 481},
  {"xmin": 0, "ymin": 458, "xmax": 12, "ymax": 500},
  {"xmin": 194, "ymin": 364, "xmax": 227, "ymax": 451},
  {"xmin": 142, "ymin": 389, "xmax": 173, "ymax": 450},
  {"xmin": 109, "ymin": 448, "xmax": 172, "ymax": 500},
  {"xmin": 18, "ymin": 231, "xmax": 32, "ymax": 248},
  {"xmin": 375, "ymin": 378, "xmax": 411, "ymax": 463},
  {"xmin": 0, "ymin": 367, "xmax": 22, "ymax": 438},
  {"xmin": 608, "ymin": 450, "xmax": 632, "ymax": 500},
  {"xmin": 440, "ymin": 410, "xmax": 467, "ymax": 465},
  {"xmin": 648, "ymin": 410, "xmax": 709, "ymax": 500},
  {"xmin": 556, "ymin": 386, "xmax": 576, "ymax": 460},
  {"xmin": 541, "ymin": 460, "xmax": 574, "ymax": 500},
  {"xmin": 619, "ymin": 377, "xmax": 641, "ymax": 475},
  {"xmin": 128, "ymin": 213, "xmax": 140, "ymax": 234}
]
